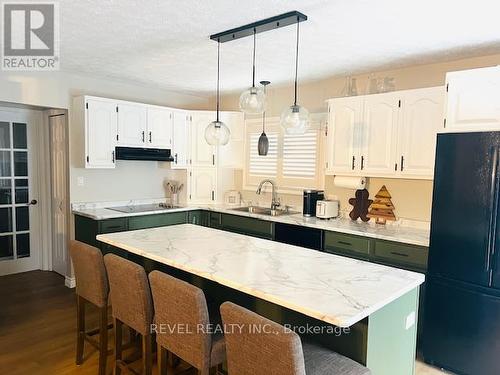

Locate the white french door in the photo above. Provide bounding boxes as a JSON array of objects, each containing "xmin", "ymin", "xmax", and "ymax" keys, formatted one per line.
[{"xmin": 0, "ymin": 109, "xmax": 41, "ymax": 275}]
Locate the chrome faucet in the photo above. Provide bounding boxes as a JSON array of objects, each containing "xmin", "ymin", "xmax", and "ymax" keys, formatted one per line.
[{"xmin": 256, "ymin": 179, "xmax": 281, "ymax": 210}]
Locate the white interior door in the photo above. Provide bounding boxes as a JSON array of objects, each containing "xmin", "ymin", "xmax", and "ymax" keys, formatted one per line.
[
  {"xmin": 0, "ymin": 109, "xmax": 41, "ymax": 275},
  {"xmin": 50, "ymin": 114, "xmax": 69, "ymax": 277}
]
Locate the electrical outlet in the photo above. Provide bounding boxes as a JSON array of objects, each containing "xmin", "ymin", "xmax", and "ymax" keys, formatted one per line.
[{"xmin": 77, "ymin": 177, "xmax": 84, "ymax": 187}]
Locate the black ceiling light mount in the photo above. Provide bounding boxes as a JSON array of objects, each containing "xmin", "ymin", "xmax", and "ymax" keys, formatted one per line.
[{"xmin": 210, "ymin": 11, "xmax": 307, "ymax": 43}]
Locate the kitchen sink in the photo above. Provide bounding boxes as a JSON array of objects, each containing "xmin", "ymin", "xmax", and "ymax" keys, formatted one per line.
[{"xmin": 230, "ymin": 206, "xmax": 297, "ymax": 216}]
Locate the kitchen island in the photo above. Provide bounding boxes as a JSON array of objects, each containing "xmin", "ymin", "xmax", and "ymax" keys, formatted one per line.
[{"xmin": 97, "ymin": 224, "xmax": 425, "ymax": 375}]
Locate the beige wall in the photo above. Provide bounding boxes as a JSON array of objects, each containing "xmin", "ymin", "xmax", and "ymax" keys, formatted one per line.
[
  {"xmin": 217, "ymin": 54, "xmax": 500, "ymax": 222},
  {"xmin": 0, "ymin": 70, "xmax": 211, "ymax": 204}
]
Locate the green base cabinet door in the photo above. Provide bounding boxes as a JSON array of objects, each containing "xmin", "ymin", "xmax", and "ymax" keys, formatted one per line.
[{"xmin": 128, "ymin": 212, "xmax": 188, "ymax": 230}]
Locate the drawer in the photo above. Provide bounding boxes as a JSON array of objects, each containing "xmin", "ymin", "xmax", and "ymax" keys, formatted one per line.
[
  {"xmin": 373, "ymin": 240, "xmax": 428, "ymax": 270},
  {"xmin": 221, "ymin": 214, "xmax": 273, "ymax": 239},
  {"xmin": 324, "ymin": 232, "xmax": 371, "ymax": 257},
  {"xmin": 98, "ymin": 218, "xmax": 128, "ymax": 234},
  {"xmin": 128, "ymin": 212, "xmax": 187, "ymax": 230}
]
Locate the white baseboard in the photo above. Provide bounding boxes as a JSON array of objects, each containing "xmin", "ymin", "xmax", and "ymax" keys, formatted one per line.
[{"xmin": 64, "ymin": 276, "xmax": 76, "ymax": 288}]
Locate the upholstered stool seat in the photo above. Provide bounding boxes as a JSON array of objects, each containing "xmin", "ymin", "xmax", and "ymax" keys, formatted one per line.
[
  {"xmin": 149, "ymin": 270, "xmax": 225, "ymax": 375},
  {"xmin": 104, "ymin": 254, "xmax": 154, "ymax": 375},
  {"xmin": 69, "ymin": 240, "xmax": 112, "ymax": 375},
  {"xmin": 220, "ymin": 301, "xmax": 371, "ymax": 375}
]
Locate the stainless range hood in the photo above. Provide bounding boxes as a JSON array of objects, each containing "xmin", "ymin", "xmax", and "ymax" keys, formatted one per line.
[{"xmin": 115, "ymin": 147, "xmax": 174, "ymax": 162}]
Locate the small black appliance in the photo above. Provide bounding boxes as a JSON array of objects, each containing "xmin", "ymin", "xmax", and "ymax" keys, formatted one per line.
[{"xmin": 303, "ymin": 189, "xmax": 324, "ymax": 217}]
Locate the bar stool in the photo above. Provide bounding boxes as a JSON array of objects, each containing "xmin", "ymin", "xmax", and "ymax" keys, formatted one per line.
[
  {"xmin": 220, "ymin": 302, "xmax": 371, "ymax": 375},
  {"xmin": 69, "ymin": 240, "xmax": 112, "ymax": 375},
  {"xmin": 148, "ymin": 270, "xmax": 225, "ymax": 375},
  {"xmin": 104, "ymin": 254, "xmax": 154, "ymax": 375}
]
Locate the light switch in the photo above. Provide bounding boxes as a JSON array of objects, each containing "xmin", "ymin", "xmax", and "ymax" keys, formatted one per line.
[
  {"xmin": 77, "ymin": 176, "xmax": 85, "ymax": 186},
  {"xmin": 405, "ymin": 311, "xmax": 416, "ymax": 330}
]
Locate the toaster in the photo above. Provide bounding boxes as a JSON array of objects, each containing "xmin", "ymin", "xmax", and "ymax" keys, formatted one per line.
[{"xmin": 316, "ymin": 200, "xmax": 339, "ymax": 219}]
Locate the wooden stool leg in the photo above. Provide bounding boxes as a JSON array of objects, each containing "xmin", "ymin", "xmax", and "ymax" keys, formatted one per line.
[
  {"xmin": 157, "ymin": 344, "xmax": 168, "ymax": 375},
  {"xmin": 114, "ymin": 318, "xmax": 123, "ymax": 375},
  {"xmin": 142, "ymin": 334, "xmax": 153, "ymax": 375},
  {"xmin": 76, "ymin": 296, "xmax": 85, "ymax": 365},
  {"xmin": 98, "ymin": 306, "xmax": 108, "ymax": 375}
]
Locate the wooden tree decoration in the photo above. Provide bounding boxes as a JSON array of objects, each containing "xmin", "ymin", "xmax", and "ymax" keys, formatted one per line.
[{"xmin": 368, "ymin": 185, "xmax": 396, "ymax": 224}]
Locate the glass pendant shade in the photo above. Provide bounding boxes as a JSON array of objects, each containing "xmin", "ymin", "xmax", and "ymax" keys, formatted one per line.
[
  {"xmin": 205, "ymin": 120, "xmax": 230, "ymax": 146},
  {"xmin": 281, "ymin": 104, "xmax": 309, "ymax": 135},
  {"xmin": 239, "ymin": 86, "xmax": 265, "ymax": 114},
  {"xmin": 258, "ymin": 132, "xmax": 269, "ymax": 155}
]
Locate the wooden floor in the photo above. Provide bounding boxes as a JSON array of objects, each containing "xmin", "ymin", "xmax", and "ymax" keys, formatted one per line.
[{"xmin": 0, "ymin": 270, "xmax": 449, "ymax": 375}]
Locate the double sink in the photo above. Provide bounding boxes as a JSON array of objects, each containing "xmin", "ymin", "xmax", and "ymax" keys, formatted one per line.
[{"xmin": 230, "ymin": 206, "xmax": 298, "ymax": 217}]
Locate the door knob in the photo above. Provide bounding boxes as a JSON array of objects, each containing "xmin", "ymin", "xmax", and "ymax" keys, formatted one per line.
[{"xmin": 28, "ymin": 199, "xmax": 38, "ymax": 206}]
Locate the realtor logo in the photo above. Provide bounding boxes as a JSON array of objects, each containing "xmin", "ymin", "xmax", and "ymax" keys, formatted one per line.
[{"xmin": 2, "ymin": 2, "xmax": 59, "ymax": 70}]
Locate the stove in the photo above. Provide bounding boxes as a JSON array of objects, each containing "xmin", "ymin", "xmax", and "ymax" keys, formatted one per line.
[{"xmin": 108, "ymin": 203, "xmax": 182, "ymax": 214}]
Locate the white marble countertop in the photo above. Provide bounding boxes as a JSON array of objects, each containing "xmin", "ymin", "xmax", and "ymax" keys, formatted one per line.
[
  {"xmin": 97, "ymin": 224, "xmax": 425, "ymax": 327},
  {"xmin": 73, "ymin": 202, "xmax": 430, "ymax": 247}
]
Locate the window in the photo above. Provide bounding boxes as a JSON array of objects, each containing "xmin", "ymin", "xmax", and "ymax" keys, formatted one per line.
[{"xmin": 244, "ymin": 116, "xmax": 324, "ymax": 193}]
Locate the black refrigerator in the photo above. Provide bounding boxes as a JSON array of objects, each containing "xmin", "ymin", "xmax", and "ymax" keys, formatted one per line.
[{"xmin": 423, "ymin": 132, "xmax": 500, "ymax": 375}]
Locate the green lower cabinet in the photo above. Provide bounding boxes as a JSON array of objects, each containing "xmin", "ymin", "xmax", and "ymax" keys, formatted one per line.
[
  {"xmin": 128, "ymin": 212, "xmax": 187, "ymax": 230},
  {"xmin": 187, "ymin": 210, "xmax": 209, "ymax": 226},
  {"xmin": 324, "ymin": 232, "xmax": 372, "ymax": 260},
  {"xmin": 220, "ymin": 213, "xmax": 274, "ymax": 239},
  {"xmin": 209, "ymin": 212, "xmax": 223, "ymax": 229},
  {"xmin": 372, "ymin": 240, "xmax": 428, "ymax": 272}
]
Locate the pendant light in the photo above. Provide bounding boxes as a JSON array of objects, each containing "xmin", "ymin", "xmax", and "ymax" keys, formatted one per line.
[
  {"xmin": 280, "ymin": 17, "xmax": 309, "ymax": 135},
  {"xmin": 258, "ymin": 81, "xmax": 270, "ymax": 156},
  {"xmin": 239, "ymin": 29, "xmax": 266, "ymax": 114},
  {"xmin": 205, "ymin": 40, "xmax": 230, "ymax": 146}
]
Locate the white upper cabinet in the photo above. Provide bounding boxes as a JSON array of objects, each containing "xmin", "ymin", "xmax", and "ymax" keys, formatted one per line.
[
  {"xmin": 172, "ymin": 111, "xmax": 189, "ymax": 169},
  {"xmin": 188, "ymin": 168, "xmax": 216, "ymax": 203},
  {"xmin": 444, "ymin": 66, "xmax": 500, "ymax": 133},
  {"xmin": 326, "ymin": 97, "xmax": 363, "ymax": 174},
  {"xmin": 361, "ymin": 92, "xmax": 399, "ymax": 175},
  {"xmin": 117, "ymin": 103, "xmax": 147, "ymax": 147},
  {"xmin": 190, "ymin": 112, "xmax": 216, "ymax": 167},
  {"xmin": 85, "ymin": 99, "xmax": 117, "ymax": 168},
  {"xmin": 218, "ymin": 111, "xmax": 245, "ymax": 169},
  {"xmin": 326, "ymin": 87, "xmax": 444, "ymax": 179},
  {"xmin": 147, "ymin": 107, "xmax": 173, "ymax": 148},
  {"xmin": 398, "ymin": 87, "xmax": 444, "ymax": 178}
]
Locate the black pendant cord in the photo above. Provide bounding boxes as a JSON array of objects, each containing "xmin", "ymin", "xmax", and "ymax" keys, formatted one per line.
[
  {"xmin": 252, "ymin": 28, "xmax": 256, "ymax": 88},
  {"xmin": 294, "ymin": 18, "xmax": 300, "ymax": 106},
  {"xmin": 216, "ymin": 40, "xmax": 220, "ymax": 123}
]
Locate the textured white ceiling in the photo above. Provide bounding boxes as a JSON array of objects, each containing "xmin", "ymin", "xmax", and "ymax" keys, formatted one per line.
[{"xmin": 60, "ymin": 0, "xmax": 500, "ymax": 97}]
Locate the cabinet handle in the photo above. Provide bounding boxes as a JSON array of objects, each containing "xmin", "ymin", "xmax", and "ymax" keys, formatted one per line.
[
  {"xmin": 106, "ymin": 225, "xmax": 122, "ymax": 230},
  {"xmin": 142, "ymin": 131, "xmax": 145, "ymax": 142},
  {"xmin": 175, "ymin": 153, "xmax": 178, "ymax": 164},
  {"xmin": 211, "ymin": 191, "xmax": 215, "ymax": 201},
  {"xmin": 149, "ymin": 131, "xmax": 152, "ymax": 143},
  {"xmin": 351, "ymin": 156, "xmax": 355, "ymax": 170},
  {"xmin": 112, "ymin": 151, "xmax": 115, "ymax": 163},
  {"xmin": 395, "ymin": 163, "xmax": 398, "ymax": 171},
  {"xmin": 361, "ymin": 156, "xmax": 364, "ymax": 170},
  {"xmin": 212, "ymin": 154, "xmax": 215, "ymax": 165},
  {"xmin": 401, "ymin": 156, "xmax": 404, "ymax": 171},
  {"xmin": 390, "ymin": 251, "xmax": 409, "ymax": 258}
]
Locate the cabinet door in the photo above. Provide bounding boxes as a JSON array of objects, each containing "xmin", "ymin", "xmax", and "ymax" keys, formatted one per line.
[
  {"xmin": 172, "ymin": 111, "xmax": 189, "ymax": 169},
  {"xmin": 398, "ymin": 87, "xmax": 444, "ymax": 178},
  {"xmin": 85, "ymin": 99, "xmax": 117, "ymax": 168},
  {"xmin": 147, "ymin": 107, "xmax": 173, "ymax": 148},
  {"xmin": 327, "ymin": 97, "xmax": 363, "ymax": 174},
  {"xmin": 190, "ymin": 112, "xmax": 216, "ymax": 167},
  {"xmin": 117, "ymin": 103, "xmax": 147, "ymax": 147},
  {"xmin": 360, "ymin": 93, "xmax": 399, "ymax": 175},
  {"xmin": 445, "ymin": 67, "xmax": 500, "ymax": 132},
  {"xmin": 189, "ymin": 168, "xmax": 216, "ymax": 203},
  {"xmin": 218, "ymin": 111, "xmax": 244, "ymax": 168}
]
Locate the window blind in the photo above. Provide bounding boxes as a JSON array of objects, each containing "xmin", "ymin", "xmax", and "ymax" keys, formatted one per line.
[{"xmin": 282, "ymin": 131, "xmax": 317, "ymax": 178}]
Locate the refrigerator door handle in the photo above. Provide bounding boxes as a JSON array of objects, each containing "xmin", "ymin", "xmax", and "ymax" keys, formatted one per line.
[{"xmin": 486, "ymin": 147, "xmax": 500, "ymax": 274}]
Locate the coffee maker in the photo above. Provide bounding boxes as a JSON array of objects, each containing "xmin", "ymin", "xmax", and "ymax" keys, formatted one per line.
[{"xmin": 303, "ymin": 190, "xmax": 325, "ymax": 217}]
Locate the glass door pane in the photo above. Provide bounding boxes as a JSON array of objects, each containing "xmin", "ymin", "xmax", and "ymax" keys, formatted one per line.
[{"xmin": 0, "ymin": 120, "xmax": 31, "ymax": 261}]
